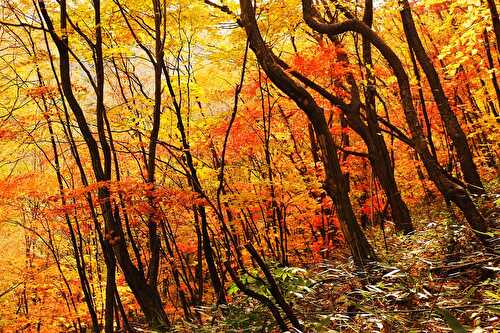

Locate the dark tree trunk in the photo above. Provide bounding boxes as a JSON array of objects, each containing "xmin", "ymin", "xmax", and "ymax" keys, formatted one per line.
[
  {"xmin": 101, "ymin": 190, "xmax": 171, "ymax": 330},
  {"xmin": 104, "ymin": 248, "xmax": 116, "ymax": 333},
  {"xmin": 399, "ymin": 0, "xmax": 485, "ymax": 194},
  {"xmin": 483, "ymin": 29, "xmax": 500, "ymax": 109},
  {"xmin": 239, "ymin": 0, "xmax": 376, "ymax": 267},
  {"xmin": 362, "ymin": 0, "xmax": 413, "ymax": 233},
  {"xmin": 367, "ymin": 138, "xmax": 413, "ymax": 233},
  {"xmin": 301, "ymin": 0, "xmax": 490, "ymax": 243},
  {"xmin": 38, "ymin": 0, "xmax": 171, "ymax": 328},
  {"xmin": 486, "ymin": 0, "xmax": 500, "ymax": 53},
  {"xmin": 280, "ymin": 0, "xmax": 413, "ymax": 234},
  {"xmin": 198, "ymin": 207, "xmax": 227, "ymax": 305}
]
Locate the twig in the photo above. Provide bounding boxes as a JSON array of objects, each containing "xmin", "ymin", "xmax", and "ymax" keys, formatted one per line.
[
  {"xmin": 430, "ymin": 258, "xmax": 500, "ymax": 273},
  {"xmin": 0, "ymin": 282, "xmax": 22, "ymax": 299},
  {"xmin": 337, "ymin": 302, "xmax": 500, "ymax": 317},
  {"xmin": 380, "ymin": 302, "xmax": 500, "ymax": 314}
]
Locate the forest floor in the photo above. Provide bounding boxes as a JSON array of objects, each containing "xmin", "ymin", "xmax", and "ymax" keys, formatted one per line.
[
  {"xmin": 172, "ymin": 185, "xmax": 500, "ymax": 332},
  {"xmin": 2, "ymin": 190, "xmax": 498, "ymax": 333}
]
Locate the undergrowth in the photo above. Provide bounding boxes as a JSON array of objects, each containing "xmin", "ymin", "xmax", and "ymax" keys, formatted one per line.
[{"xmin": 172, "ymin": 192, "xmax": 499, "ymax": 332}]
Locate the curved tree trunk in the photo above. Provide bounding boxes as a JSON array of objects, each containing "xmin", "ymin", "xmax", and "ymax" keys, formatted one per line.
[
  {"xmin": 362, "ymin": 0, "xmax": 413, "ymax": 233},
  {"xmin": 367, "ymin": 135, "xmax": 413, "ymax": 233},
  {"xmin": 101, "ymin": 190, "xmax": 171, "ymax": 330},
  {"xmin": 301, "ymin": 0, "xmax": 490, "ymax": 243},
  {"xmin": 399, "ymin": 0, "xmax": 485, "ymax": 194},
  {"xmin": 239, "ymin": 0, "xmax": 376, "ymax": 267},
  {"xmin": 287, "ymin": 0, "xmax": 414, "ymax": 234},
  {"xmin": 341, "ymin": 102, "xmax": 413, "ymax": 234},
  {"xmin": 38, "ymin": 0, "xmax": 171, "ymax": 328}
]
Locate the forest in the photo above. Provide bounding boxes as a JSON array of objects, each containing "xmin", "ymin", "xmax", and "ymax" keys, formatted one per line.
[{"xmin": 0, "ymin": 0, "xmax": 498, "ymax": 332}]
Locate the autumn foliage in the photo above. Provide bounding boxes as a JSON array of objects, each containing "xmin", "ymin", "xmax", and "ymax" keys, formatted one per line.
[{"xmin": 0, "ymin": 0, "xmax": 498, "ymax": 332}]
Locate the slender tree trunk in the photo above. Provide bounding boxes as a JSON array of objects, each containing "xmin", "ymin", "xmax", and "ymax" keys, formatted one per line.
[
  {"xmin": 399, "ymin": 0, "xmax": 485, "ymax": 194},
  {"xmin": 146, "ymin": 0, "xmax": 164, "ymax": 290},
  {"xmin": 301, "ymin": 0, "xmax": 490, "ymax": 243},
  {"xmin": 198, "ymin": 207, "xmax": 227, "ymax": 304},
  {"xmin": 362, "ymin": 0, "xmax": 413, "ymax": 233},
  {"xmin": 408, "ymin": 46, "xmax": 438, "ymax": 159},
  {"xmin": 239, "ymin": 0, "xmax": 376, "ymax": 267},
  {"xmin": 38, "ymin": 0, "xmax": 171, "ymax": 327},
  {"xmin": 483, "ymin": 29, "xmax": 500, "ymax": 109},
  {"xmin": 485, "ymin": 0, "xmax": 500, "ymax": 53},
  {"xmin": 104, "ymin": 250, "xmax": 116, "ymax": 333}
]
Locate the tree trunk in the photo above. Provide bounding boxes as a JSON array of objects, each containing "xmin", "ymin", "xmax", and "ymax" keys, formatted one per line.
[
  {"xmin": 239, "ymin": 0, "xmax": 376, "ymax": 267},
  {"xmin": 362, "ymin": 0, "xmax": 413, "ymax": 233},
  {"xmin": 399, "ymin": 0, "xmax": 485, "ymax": 194},
  {"xmin": 486, "ymin": 0, "xmax": 500, "ymax": 53},
  {"xmin": 100, "ymin": 189, "xmax": 171, "ymax": 330},
  {"xmin": 301, "ymin": 0, "xmax": 490, "ymax": 243}
]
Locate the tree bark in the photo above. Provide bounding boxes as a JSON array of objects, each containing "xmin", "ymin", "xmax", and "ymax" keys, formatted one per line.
[
  {"xmin": 362, "ymin": 0, "xmax": 413, "ymax": 233},
  {"xmin": 486, "ymin": 0, "xmax": 500, "ymax": 54},
  {"xmin": 301, "ymin": 0, "xmax": 490, "ymax": 243},
  {"xmin": 399, "ymin": 0, "xmax": 485, "ymax": 194},
  {"xmin": 239, "ymin": 0, "xmax": 376, "ymax": 267},
  {"xmin": 38, "ymin": 0, "xmax": 171, "ymax": 328}
]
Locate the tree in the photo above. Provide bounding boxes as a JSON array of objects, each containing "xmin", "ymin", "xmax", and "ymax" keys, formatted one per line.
[
  {"xmin": 238, "ymin": 0, "xmax": 377, "ymax": 268},
  {"xmin": 0, "ymin": 0, "xmax": 496, "ymax": 331}
]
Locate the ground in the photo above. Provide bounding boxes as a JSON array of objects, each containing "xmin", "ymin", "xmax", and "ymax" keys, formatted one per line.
[{"xmin": 175, "ymin": 190, "xmax": 499, "ymax": 332}]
